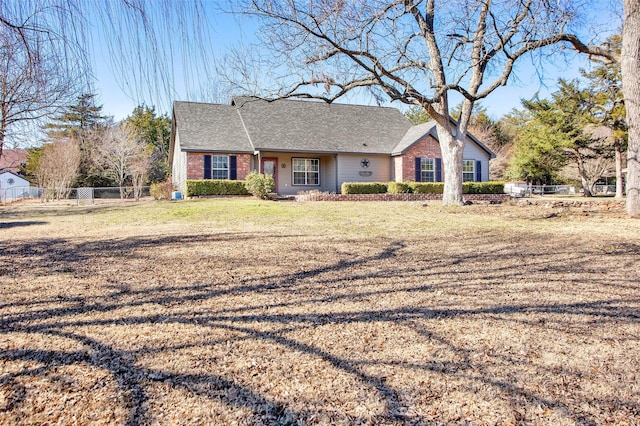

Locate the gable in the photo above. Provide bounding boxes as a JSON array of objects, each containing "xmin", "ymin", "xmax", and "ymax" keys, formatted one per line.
[
  {"xmin": 392, "ymin": 119, "xmax": 496, "ymax": 159},
  {"xmin": 172, "ymin": 102, "xmax": 254, "ymax": 154},
  {"xmin": 0, "ymin": 171, "xmax": 30, "ymax": 188}
]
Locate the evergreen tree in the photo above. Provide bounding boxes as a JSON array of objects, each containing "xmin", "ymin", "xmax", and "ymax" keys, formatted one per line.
[
  {"xmin": 124, "ymin": 105, "xmax": 171, "ymax": 183},
  {"xmin": 507, "ymin": 80, "xmax": 615, "ymax": 194},
  {"xmin": 404, "ymin": 106, "xmax": 432, "ymax": 125},
  {"xmin": 44, "ymin": 94, "xmax": 112, "ymax": 186},
  {"xmin": 21, "ymin": 146, "xmax": 45, "ymax": 183},
  {"xmin": 582, "ymin": 35, "xmax": 627, "ymax": 198},
  {"xmin": 506, "ymin": 101, "xmax": 570, "ymax": 185}
]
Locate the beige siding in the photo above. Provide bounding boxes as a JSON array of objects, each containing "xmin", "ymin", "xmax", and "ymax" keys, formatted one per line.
[
  {"xmin": 172, "ymin": 131, "xmax": 187, "ymax": 193},
  {"xmin": 463, "ymin": 142, "xmax": 491, "ymax": 181},
  {"xmin": 260, "ymin": 152, "xmax": 337, "ymax": 195},
  {"xmin": 336, "ymin": 154, "xmax": 391, "ymax": 192},
  {"xmin": 393, "ymin": 156, "xmax": 403, "ymax": 182}
]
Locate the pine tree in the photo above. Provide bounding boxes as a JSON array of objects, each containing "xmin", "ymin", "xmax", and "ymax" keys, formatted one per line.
[
  {"xmin": 44, "ymin": 94, "xmax": 112, "ymax": 187},
  {"xmin": 124, "ymin": 105, "xmax": 171, "ymax": 183}
]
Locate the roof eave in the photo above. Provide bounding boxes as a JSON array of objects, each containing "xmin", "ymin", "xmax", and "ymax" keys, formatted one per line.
[
  {"xmin": 182, "ymin": 148, "xmax": 256, "ymax": 154},
  {"xmin": 254, "ymin": 147, "xmax": 390, "ymax": 155}
]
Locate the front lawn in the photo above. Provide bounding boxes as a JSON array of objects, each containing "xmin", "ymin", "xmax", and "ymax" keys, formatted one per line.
[{"xmin": 1, "ymin": 199, "xmax": 638, "ymax": 424}]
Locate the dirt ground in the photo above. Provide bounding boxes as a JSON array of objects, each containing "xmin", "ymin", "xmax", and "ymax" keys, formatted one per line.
[{"xmin": 1, "ymin": 199, "xmax": 639, "ymax": 425}]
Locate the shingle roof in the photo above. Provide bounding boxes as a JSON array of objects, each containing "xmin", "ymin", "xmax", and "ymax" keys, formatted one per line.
[
  {"xmin": 391, "ymin": 118, "xmax": 496, "ymax": 158},
  {"xmin": 231, "ymin": 97, "xmax": 412, "ymax": 154},
  {"xmin": 173, "ymin": 102, "xmax": 253, "ymax": 153},
  {"xmin": 392, "ymin": 120, "xmax": 439, "ymax": 155},
  {"xmin": 171, "ymin": 98, "xmax": 495, "ymax": 158},
  {"xmin": 0, "ymin": 149, "xmax": 27, "ymax": 173}
]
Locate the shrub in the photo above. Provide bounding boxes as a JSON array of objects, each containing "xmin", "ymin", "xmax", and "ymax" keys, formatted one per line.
[
  {"xmin": 462, "ymin": 181, "xmax": 505, "ymax": 194},
  {"xmin": 244, "ymin": 171, "xmax": 275, "ymax": 199},
  {"xmin": 341, "ymin": 182, "xmax": 388, "ymax": 194},
  {"xmin": 150, "ymin": 179, "xmax": 174, "ymax": 200},
  {"xmin": 185, "ymin": 179, "xmax": 250, "ymax": 197},
  {"xmin": 411, "ymin": 182, "xmax": 444, "ymax": 194},
  {"xmin": 387, "ymin": 182, "xmax": 413, "ymax": 194}
]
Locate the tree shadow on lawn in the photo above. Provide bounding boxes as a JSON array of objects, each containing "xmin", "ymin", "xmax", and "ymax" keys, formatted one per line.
[
  {"xmin": 1, "ymin": 232, "xmax": 639, "ymax": 424},
  {"xmin": 0, "ymin": 200, "xmax": 149, "ymax": 220},
  {"xmin": 0, "ymin": 221, "xmax": 48, "ymax": 229}
]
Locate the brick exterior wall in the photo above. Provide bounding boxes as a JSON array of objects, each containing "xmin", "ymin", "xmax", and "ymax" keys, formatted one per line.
[
  {"xmin": 186, "ymin": 153, "xmax": 205, "ymax": 180},
  {"xmin": 295, "ymin": 193, "xmax": 510, "ymax": 203},
  {"xmin": 236, "ymin": 154, "xmax": 252, "ymax": 180},
  {"xmin": 397, "ymin": 134, "xmax": 443, "ymax": 181},
  {"xmin": 186, "ymin": 153, "xmax": 252, "ymax": 180}
]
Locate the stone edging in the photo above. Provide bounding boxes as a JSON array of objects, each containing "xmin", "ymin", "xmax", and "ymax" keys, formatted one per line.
[
  {"xmin": 295, "ymin": 193, "xmax": 510, "ymax": 203},
  {"xmin": 515, "ymin": 198, "xmax": 626, "ymax": 210}
]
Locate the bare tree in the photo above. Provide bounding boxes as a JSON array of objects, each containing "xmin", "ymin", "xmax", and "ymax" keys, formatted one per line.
[
  {"xmin": 564, "ymin": 144, "xmax": 615, "ymax": 197},
  {"xmin": 0, "ymin": 15, "xmax": 82, "ymax": 159},
  {"xmin": 130, "ymin": 151, "xmax": 151, "ymax": 201},
  {"xmin": 1, "ymin": 1, "xmax": 217, "ymax": 154},
  {"xmin": 99, "ymin": 124, "xmax": 148, "ymax": 199},
  {"xmin": 0, "ymin": 0, "xmax": 88, "ymax": 160},
  {"xmin": 35, "ymin": 137, "xmax": 80, "ymax": 200},
  {"xmin": 221, "ymin": 1, "xmax": 621, "ymax": 206}
]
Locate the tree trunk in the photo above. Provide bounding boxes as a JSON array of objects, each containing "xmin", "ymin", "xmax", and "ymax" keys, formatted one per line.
[
  {"xmin": 436, "ymin": 123, "xmax": 465, "ymax": 206},
  {"xmin": 575, "ymin": 151, "xmax": 593, "ymax": 197},
  {"xmin": 615, "ymin": 141, "xmax": 624, "ymax": 198},
  {"xmin": 622, "ymin": 0, "xmax": 640, "ymax": 216}
]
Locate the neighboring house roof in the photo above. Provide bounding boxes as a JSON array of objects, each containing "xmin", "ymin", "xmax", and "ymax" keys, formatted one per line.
[
  {"xmin": 0, "ymin": 149, "xmax": 27, "ymax": 173},
  {"xmin": 171, "ymin": 97, "xmax": 495, "ymax": 159},
  {"xmin": 587, "ymin": 125, "xmax": 613, "ymax": 141}
]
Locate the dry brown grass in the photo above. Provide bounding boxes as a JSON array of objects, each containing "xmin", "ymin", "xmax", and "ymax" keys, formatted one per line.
[{"xmin": 1, "ymin": 198, "xmax": 639, "ymax": 425}]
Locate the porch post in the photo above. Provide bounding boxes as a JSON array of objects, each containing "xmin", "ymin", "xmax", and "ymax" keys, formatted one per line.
[{"xmin": 254, "ymin": 151, "xmax": 261, "ymax": 173}]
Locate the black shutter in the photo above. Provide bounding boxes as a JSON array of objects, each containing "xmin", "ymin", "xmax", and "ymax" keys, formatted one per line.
[
  {"xmin": 229, "ymin": 156, "xmax": 237, "ymax": 180},
  {"xmin": 476, "ymin": 160, "xmax": 482, "ymax": 182},
  {"xmin": 204, "ymin": 155, "xmax": 212, "ymax": 179},
  {"xmin": 435, "ymin": 158, "xmax": 442, "ymax": 182},
  {"xmin": 415, "ymin": 157, "xmax": 422, "ymax": 182}
]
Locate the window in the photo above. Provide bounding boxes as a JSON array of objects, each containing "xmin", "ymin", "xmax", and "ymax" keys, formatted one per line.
[
  {"xmin": 463, "ymin": 160, "xmax": 475, "ymax": 182},
  {"xmin": 420, "ymin": 158, "xmax": 435, "ymax": 182},
  {"xmin": 212, "ymin": 155, "xmax": 229, "ymax": 179},
  {"xmin": 292, "ymin": 158, "xmax": 320, "ymax": 185}
]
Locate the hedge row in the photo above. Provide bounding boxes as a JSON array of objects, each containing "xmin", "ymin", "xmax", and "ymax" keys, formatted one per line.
[
  {"xmin": 343, "ymin": 181, "xmax": 505, "ymax": 195},
  {"xmin": 462, "ymin": 182, "xmax": 505, "ymax": 194},
  {"xmin": 186, "ymin": 180, "xmax": 250, "ymax": 196},
  {"xmin": 340, "ymin": 182, "xmax": 388, "ymax": 194},
  {"xmin": 184, "ymin": 179, "xmax": 505, "ymax": 196}
]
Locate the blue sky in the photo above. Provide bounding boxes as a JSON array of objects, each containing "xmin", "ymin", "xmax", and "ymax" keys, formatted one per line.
[
  {"xmin": 89, "ymin": 3, "xmax": 610, "ymax": 123},
  {"xmin": 94, "ymin": 52, "xmax": 591, "ymax": 122}
]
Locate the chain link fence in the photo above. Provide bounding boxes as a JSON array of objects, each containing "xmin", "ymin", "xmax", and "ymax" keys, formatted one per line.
[
  {"xmin": 506, "ymin": 183, "xmax": 623, "ymax": 198},
  {"xmin": 1, "ymin": 186, "xmax": 151, "ymax": 205}
]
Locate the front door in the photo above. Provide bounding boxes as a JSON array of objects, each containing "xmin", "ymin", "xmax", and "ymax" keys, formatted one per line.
[{"xmin": 261, "ymin": 158, "xmax": 278, "ymax": 193}]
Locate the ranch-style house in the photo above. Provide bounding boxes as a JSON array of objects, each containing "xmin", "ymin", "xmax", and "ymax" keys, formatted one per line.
[{"xmin": 169, "ymin": 97, "xmax": 495, "ymax": 196}]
